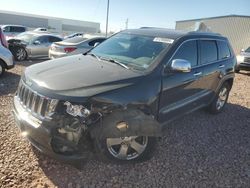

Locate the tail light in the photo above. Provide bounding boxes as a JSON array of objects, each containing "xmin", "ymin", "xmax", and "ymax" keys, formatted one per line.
[
  {"xmin": 64, "ymin": 47, "xmax": 76, "ymax": 53},
  {"xmin": 0, "ymin": 28, "xmax": 8, "ymax": 48}
]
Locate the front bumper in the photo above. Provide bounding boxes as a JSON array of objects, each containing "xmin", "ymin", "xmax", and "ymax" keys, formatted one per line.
[
  {"xmin": 12, "ymin": 96, "xmax": 89, "ymax": 161},
  {"xmin": 237, "ymin": 62, "xmax": 250, "ymax": 71}
]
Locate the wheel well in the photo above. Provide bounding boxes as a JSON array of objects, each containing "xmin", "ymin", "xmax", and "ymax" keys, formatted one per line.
[
  {"xmin": 0, "ymin": 58, "xmax": 7, "ymax": 68},
  {"xmin": 225, "ymin": 78, "xmax": 234, "ymax": 90}
]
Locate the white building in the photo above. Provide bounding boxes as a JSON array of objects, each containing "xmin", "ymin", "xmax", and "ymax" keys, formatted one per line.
[
  {"xmin": 0, "ymin": 10, "xmax": 100, "ymax": 34},
  {"xmin": 175, "ymin": 15, "xmax": 250, "ymax": 54}
]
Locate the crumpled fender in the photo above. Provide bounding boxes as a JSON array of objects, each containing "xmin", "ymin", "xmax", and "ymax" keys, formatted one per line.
[{"xmin": 90, "ymin": 109, "xmax": 162, "ymax": 138}]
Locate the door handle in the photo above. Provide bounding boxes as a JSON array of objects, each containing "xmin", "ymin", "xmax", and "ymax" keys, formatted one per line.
[
  {"xmin": 218, "ymin": 65, "xmax": 225, "ymax": 68},
  {"xmin": 193, "ymin": 72, "xmax": 202, "ymax": 76}
]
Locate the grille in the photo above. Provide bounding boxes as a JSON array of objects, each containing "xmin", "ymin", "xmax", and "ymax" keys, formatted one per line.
[
  {"xmin": 244, "ymin": 57, "xmax": 250, "ymax": 63},
  {"xmin": 16, "ymin": 80, "xmax": 56, "ymax": 119}
]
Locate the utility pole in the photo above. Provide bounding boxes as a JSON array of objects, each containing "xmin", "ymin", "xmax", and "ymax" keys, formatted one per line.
[
  {"xmin": 105, "ymin": 0, "xmax": 110, "ymax": 37},
  {"xmin": 125, "ymin": 18, "xmax": 129, "ymax": 30}
]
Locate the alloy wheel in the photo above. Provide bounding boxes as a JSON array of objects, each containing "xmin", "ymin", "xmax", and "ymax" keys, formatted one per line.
[
  {"xmin": 106, "ymin": 136, "xmax": 148, "ymax": 160},
  {"xmin": 216, "ymin": 87, "xmax": 228, "ymax": 110},
  {"xmin": 16, "ymin": 48, "xmax": 26, "ymax": 61}
]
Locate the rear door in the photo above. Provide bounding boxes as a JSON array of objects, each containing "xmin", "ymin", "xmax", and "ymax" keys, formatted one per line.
[
  {"xmin": 197, "ymin": 39, "xmax": 230, "ymax": 103},
  {"xmin": 159, "ymin": 40, "xmax": 208, "ymax": 123}
]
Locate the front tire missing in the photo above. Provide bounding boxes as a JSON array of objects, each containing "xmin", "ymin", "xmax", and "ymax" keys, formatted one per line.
[{"xmin": 95, "ymin": 136, "xmax": 157, "ymax": 163}]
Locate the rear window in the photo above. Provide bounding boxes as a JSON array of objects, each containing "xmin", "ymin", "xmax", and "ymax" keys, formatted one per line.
[
  {"xmin": 200, "ymin": 40, "xmax": 218, "ymax": 64},
  {"xmin": 49, "ymin": 36, "xmax": 62, "ymax": 43},
  {"xmin": 217, "ymin": 40, "xmax": 231, "ymax": 59},
  {"xmin": 10, "ymin": 26, "xmax": 26, "ymax": 33},
  {"xmin": 63, "ymin": 36, "xmax": 87, "ymax": 44}
]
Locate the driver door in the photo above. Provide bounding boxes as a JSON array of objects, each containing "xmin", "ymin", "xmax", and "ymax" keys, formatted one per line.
[{"xmin": 30, "ymin": 36, "xmax": 50, "ymax": 57}]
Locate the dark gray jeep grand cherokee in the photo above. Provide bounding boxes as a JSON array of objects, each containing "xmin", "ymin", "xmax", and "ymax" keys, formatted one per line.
[{"xmin": 13, "ymin": 28, "xmax": 236, "ymax": 163}]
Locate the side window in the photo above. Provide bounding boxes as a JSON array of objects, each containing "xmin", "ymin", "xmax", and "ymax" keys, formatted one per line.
[
  {"xmin": 3, "ymin": 26, "xmax": 10, "ymax": 32},
  {"xmin": 217, "ymin": 40, "xmax": 231, "ymax": 59},
  {"xmin": 36, "ymin": 36, "xmax": 49, "ymax": 44},
  {"xmin": 172, "ymin": 40, "xmax": 198, "ymax": 67},
  {"xmin": 88, "ymin": 38, "xmax": 105, "ymax": 46},
  {"xmin": 49, "ymin": 36, "xmax": 62, "ymax": 43},
  {"xmin": 200, "ymin": 40, "xmax": 218, "ymax": 64},
  {"xmin": 10, "ymin": 27, "xmax": 25, "ymax": 32}
]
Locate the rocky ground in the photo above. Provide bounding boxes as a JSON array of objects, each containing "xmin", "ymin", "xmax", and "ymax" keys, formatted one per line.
[{"xmin": 0, "ymin": 60, "xmax": 249, "ymax": 188}]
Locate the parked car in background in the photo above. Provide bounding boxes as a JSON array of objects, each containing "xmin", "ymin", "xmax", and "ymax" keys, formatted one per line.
[
  {"xmin": 0, "ymin": 25, "xmax": 27, "ymax": 40},
  {"xmin": 13, "ymin": 28, "xmax": 236, "ymax": 163},
  {"xmin": 64, "ymin": 32, "xmax": 84, "ymax": 39},
  {"xmin": 236, "ymin": 47, "xmax": 250, "ymax": 72},
  {"xmin": 8, "ymin": 32, "xmax": 62, "ymax": 61},
  {"xmin": 49, "ymin": 36, "xmax": 106, "ymax": 59},
  {"xmin": 0, "ymin": 27, "xmax": 14, "ymax": 77},
  {"xmin": 33, "ymin": 28, "xmax": 48, "ymax": 32}
]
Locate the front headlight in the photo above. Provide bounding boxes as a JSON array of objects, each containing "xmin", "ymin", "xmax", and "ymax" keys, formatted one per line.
[
  {"xmin": 236, "ymin": 55, "xmax": 244, "ymax": 63},
  {"xmin": 64, "ymin": 101, "xmax": 91, "ymax": 118}
]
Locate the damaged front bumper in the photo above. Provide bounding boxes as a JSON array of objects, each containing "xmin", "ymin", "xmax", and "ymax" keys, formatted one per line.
[{"xmin": 12, "ymin": 96, "xmax": 92, "ymax": 161}]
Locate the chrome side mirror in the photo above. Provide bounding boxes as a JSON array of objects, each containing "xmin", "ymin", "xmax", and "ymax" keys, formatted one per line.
[
  {"xmin": 33, "ymin": 40, "xmax": 41, "ymax": 45},
  {"xmin": 171, "ymin": 59, "xmax": 191, "ymax": 73}
]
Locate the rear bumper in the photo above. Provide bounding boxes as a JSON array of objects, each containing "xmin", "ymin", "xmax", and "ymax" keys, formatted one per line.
[
  {"xmin": 48, "ymin": 49, "xmax": 67, "ymax": 59},
  {"xmin": 12, "ymin": 96, "xmax": 89, "ymax": 162}
]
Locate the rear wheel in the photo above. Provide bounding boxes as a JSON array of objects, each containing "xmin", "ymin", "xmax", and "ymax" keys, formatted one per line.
[
  {"xmin": 14, "ymin": 47, "xmax": 27, "ymax": 61},
  {"xmin": 208, "ymin": 82, "xmax": 230, "ymax": 114},
  {"xmin": 95, "ymin": 135, "xmax": 157, "ymax": 163}
]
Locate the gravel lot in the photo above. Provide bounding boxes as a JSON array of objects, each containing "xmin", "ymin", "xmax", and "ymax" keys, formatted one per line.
[{"xmin": 0, "ymin": 60, "xmax": 250, "ymax": 188}]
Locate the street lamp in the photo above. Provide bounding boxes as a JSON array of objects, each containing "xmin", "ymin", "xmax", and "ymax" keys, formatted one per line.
[{"xmin": 105, "ymin": 0, "xmax": 110, "ymax": 37}]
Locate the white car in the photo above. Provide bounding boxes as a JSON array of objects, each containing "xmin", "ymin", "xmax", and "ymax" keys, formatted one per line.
[
  {"xmin": 0, "ymin": 25, "xmax": 27, "ymax": 40},
  {"xmin": 0, "ymin": 28, "xmax": 14, "ymax": 77}
]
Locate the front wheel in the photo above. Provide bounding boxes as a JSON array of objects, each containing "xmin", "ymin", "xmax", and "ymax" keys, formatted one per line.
[
  {"xmin": 95, "ymin": 136, "xmax": 157, "ymax": 163},
  {"xmin": 14, "ymin": 47, "xmax": 27, "ymax": 61},
  {"xmin": 0, "ymin": 62, "xmax": 5, "ymax": 77},
  {"xmin": 208, "ymin": 82, "xmax": 230, "ymax": 114}
]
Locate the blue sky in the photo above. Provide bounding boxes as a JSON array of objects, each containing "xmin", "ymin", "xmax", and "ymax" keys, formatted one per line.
[{"xmin": 1, "ymin": 0, "xmax": 249, "ymax": 32}]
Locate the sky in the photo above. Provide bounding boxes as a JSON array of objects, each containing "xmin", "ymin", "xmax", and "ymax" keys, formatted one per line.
[{"xmin": 1, "ymin": 0, "xmax": 249, "ymax": 32}]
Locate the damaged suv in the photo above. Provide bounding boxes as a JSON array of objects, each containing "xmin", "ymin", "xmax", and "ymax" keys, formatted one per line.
[{"xmin": 13, "ymin": 28, "xmax": 236, "ymax": 163}]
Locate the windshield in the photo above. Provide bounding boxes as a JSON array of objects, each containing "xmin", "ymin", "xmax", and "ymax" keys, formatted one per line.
[
  {"xmin": 16, "ymin": 33, "xmax": 36, "ymax": 43},
  {"xmin": 90, "ymin": 33, "xmax": 170, "ymax": 70},
  {"xmin": 245, "ymin": 47, "xmax": 250, "ymax": 53}
]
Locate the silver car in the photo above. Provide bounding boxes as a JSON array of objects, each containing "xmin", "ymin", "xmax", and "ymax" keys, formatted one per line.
[
  {"xmin": 8, "ymin": 32, "xmax": 62, "ymax": 61},
  {"xmin": 236, "ymin": 47, "xmax": 250, "ymax": 73},
  {"xmin": 49, "ymin": 36, "xmax": 106, "ymax": 59}
]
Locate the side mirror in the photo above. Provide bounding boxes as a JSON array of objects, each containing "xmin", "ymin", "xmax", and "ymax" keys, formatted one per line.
[
  {"xmin": 241, "ymin": 49, "xmax": 245, "ymax": 52},
  {"xmin": 33, "ymin": 40, "xmax": 41, "ymax": 45},
  {"xmin": 171, "ymin": 59, "xmax": 191, "ymax": 73},
  {"xmin": 94, "ymin": 42, "xmax": 100, "ymax": 47}
]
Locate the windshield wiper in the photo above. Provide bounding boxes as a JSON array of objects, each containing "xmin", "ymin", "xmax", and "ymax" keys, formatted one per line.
[
  {"xmin": 86, "ymin": 53, "xmax": 101, "ymax": 61},
  {"xmin": 101, "ymin": 57, "xmax": 130, "ymax": 69}
]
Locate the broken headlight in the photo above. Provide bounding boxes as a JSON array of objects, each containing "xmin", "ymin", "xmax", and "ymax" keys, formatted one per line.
[
  {"xmin": 45, "ymin": 99, "xmax": 59, "ymax": 118},
  {"xmin": 64, "ymin": 101, "xmax": 91, "ymax": 118}
]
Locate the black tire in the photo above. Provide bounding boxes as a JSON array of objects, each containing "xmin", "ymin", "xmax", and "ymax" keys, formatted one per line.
[
  {"xmin": 0, "ymin": 61, "xmax": 5, "ymax": 77},
  {"xmin": 208, "ymin": 82, "xmax": 230, "ymax": 114},
  {"xmin": 13, "ymin": 47, "xmax": 27, "ymax": 61},
  {"xmin": 94, "ymin": 135, "xmax": 157, "ymax": 163}
]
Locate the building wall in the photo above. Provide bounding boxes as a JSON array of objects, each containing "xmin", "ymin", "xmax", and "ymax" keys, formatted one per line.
[
  {"xmin": 176, "ymin": 16, "xmax": 250, "ymax": 54},
  {"xmin": 0, "ymin": 10, "xmax": 100, "ymax": 34}
]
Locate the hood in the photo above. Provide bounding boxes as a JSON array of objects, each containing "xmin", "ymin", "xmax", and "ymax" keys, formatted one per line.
[{"xmin": 24, "ymin": 54, "xmax": 143, "ymax": 98}]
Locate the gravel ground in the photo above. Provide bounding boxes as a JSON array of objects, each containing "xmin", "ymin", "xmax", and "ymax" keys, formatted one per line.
[{"xmin": 0, "ymin": 60, "xmax": 250, "ymax": 188}]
